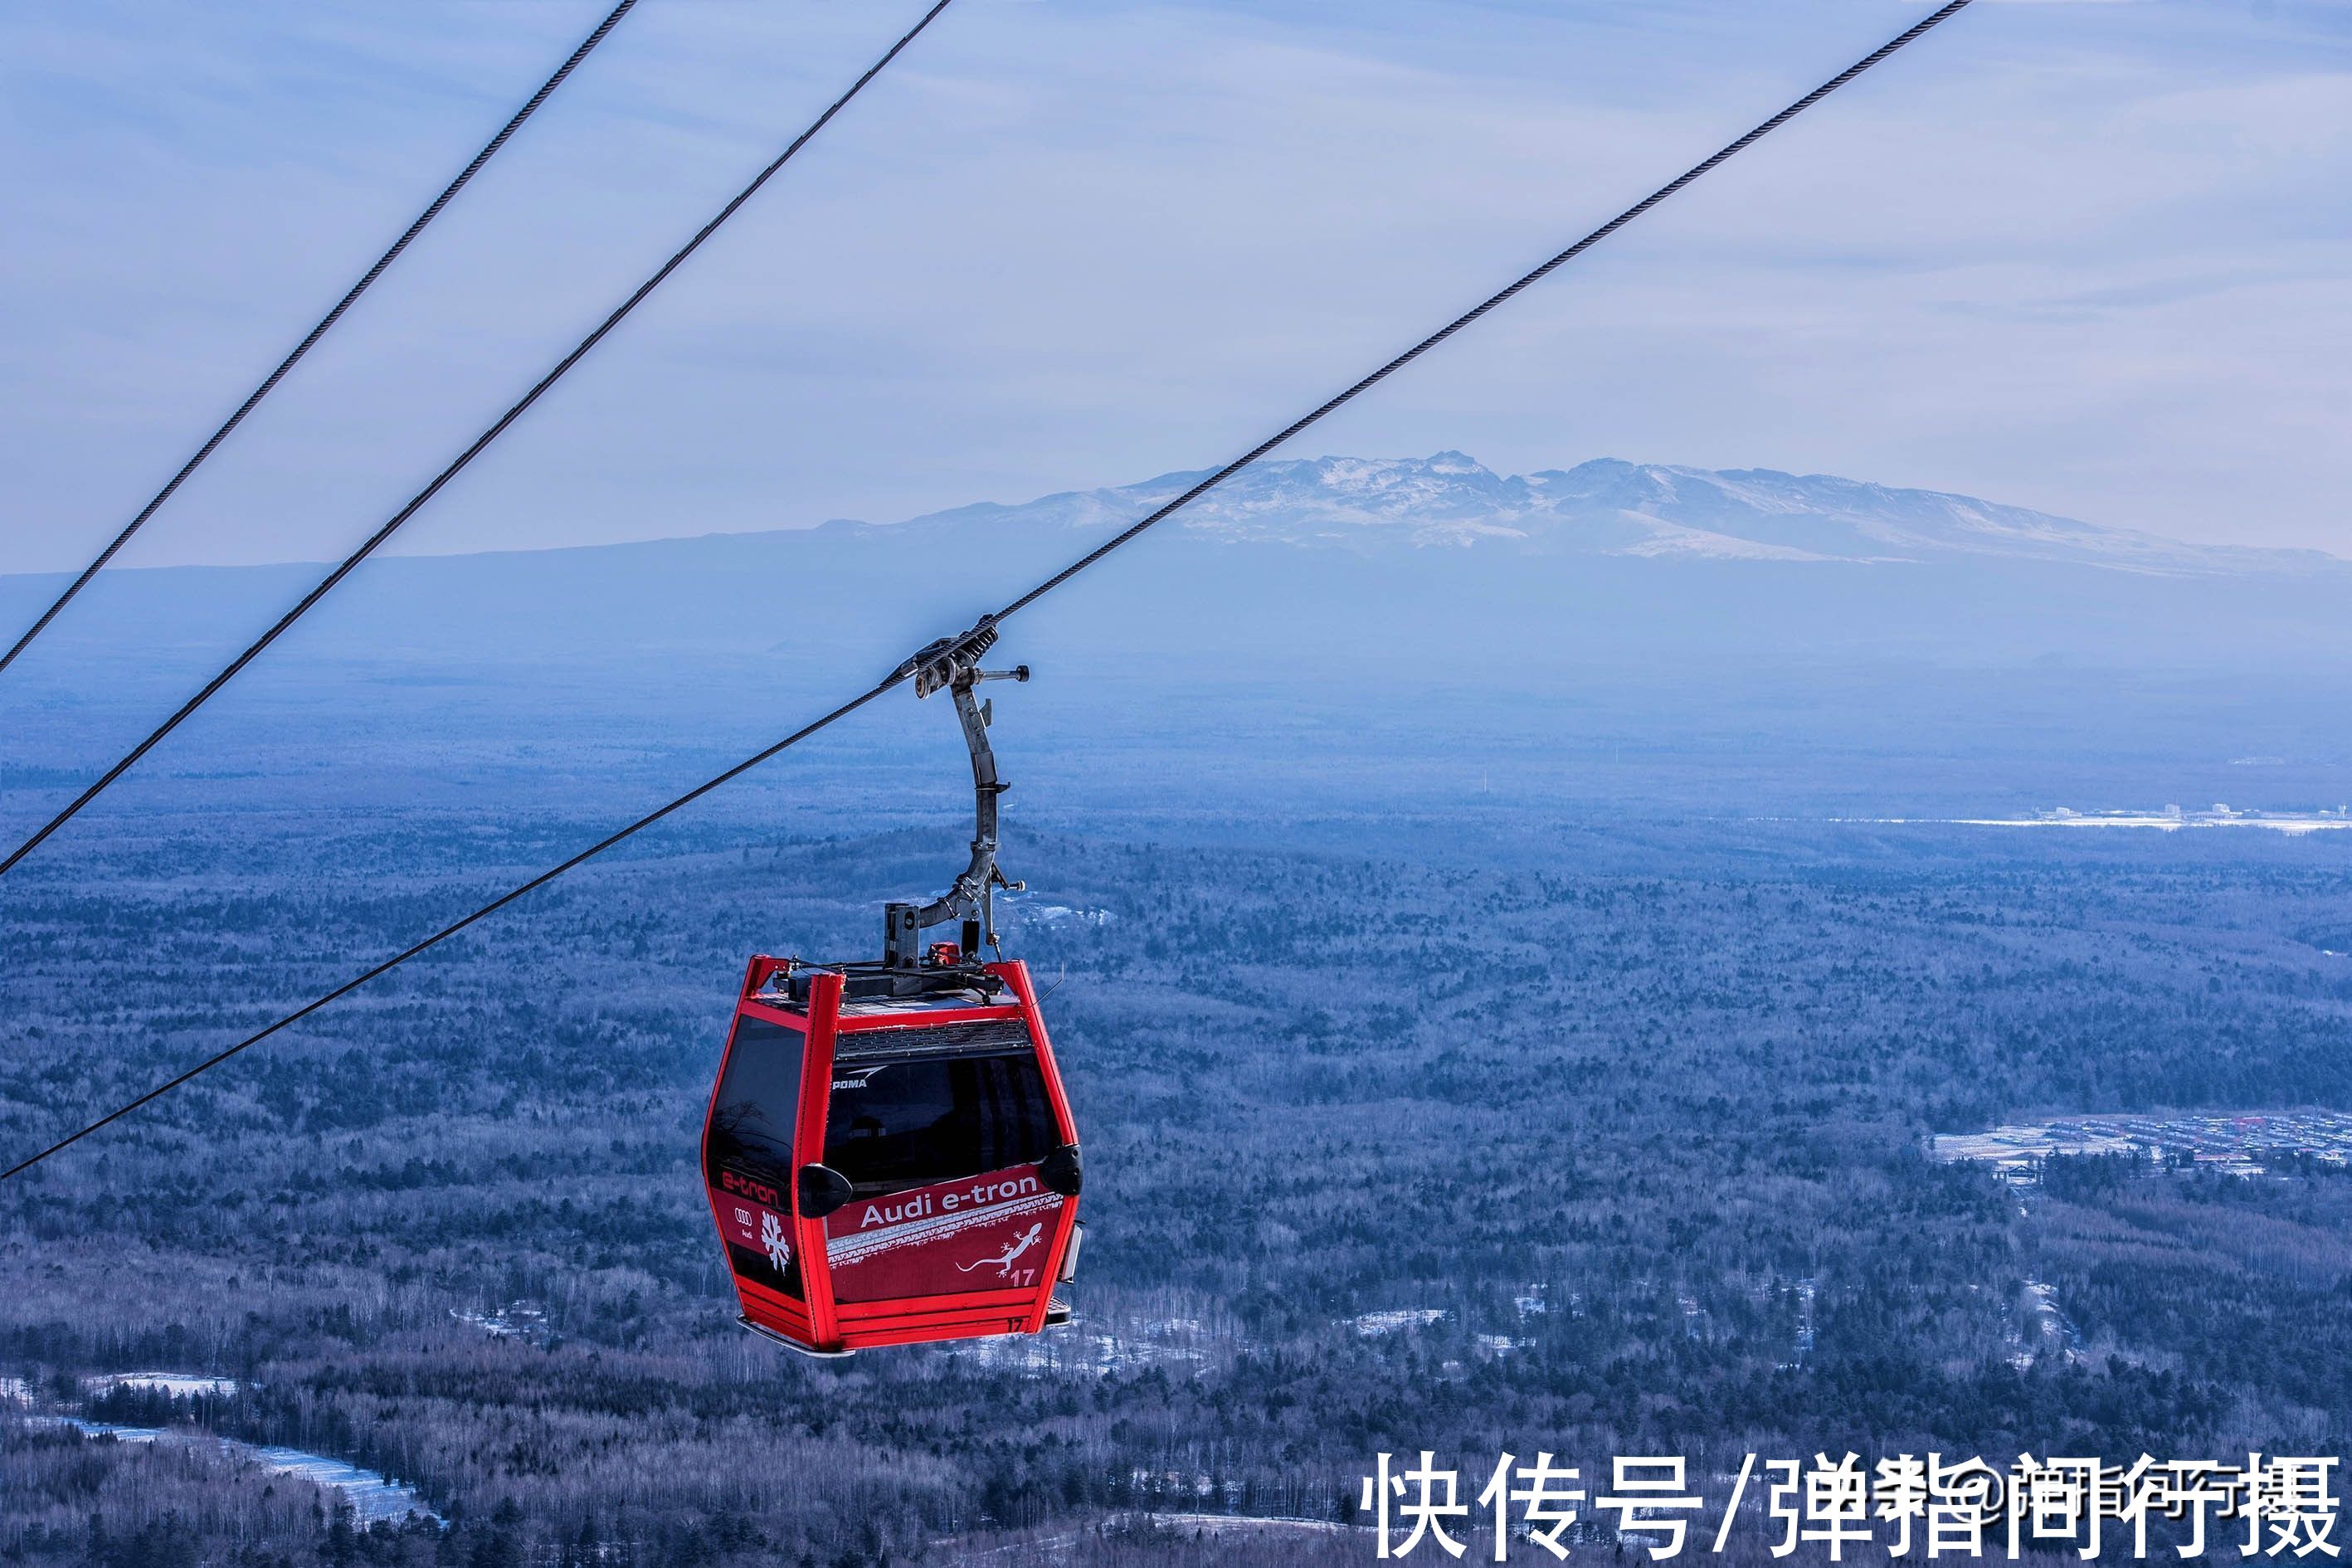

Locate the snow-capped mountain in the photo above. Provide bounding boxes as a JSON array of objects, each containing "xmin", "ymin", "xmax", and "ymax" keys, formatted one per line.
[
  {"xmin": 7, "ymin": 452, "xmax": 2346, "ymax": 694},
  {"xmin": 899, "ymin": 452, "xmax": 2331, "ymax": 577}
]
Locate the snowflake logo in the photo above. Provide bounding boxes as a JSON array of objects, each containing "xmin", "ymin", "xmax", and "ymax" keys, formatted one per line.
[{"xmin": 760, "ymin": 1211, "xmax": 791, "ymax": 1272}]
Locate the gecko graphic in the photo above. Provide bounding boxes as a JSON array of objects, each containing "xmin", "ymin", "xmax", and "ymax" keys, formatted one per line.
[{"xmin": 957, "ymin": 1222, "xmax": 1046, "ymax": 1280}]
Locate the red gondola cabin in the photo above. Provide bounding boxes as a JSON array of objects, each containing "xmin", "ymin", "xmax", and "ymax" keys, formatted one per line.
[
  {"xmin": 701, "ymin": 618, "xmax": 1083, "ymax": 1354},
  {"xmin": 703, "ymin": 950, "xmax": 1083, "ymax": 1355}
]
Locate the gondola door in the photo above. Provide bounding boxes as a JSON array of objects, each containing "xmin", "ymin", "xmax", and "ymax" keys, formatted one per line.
[
  {"xmin": 701, "ymin": 957, "xmax": 832, "ymax": 1349},
  {"xmin": 806, "ymin": 962, "xmax": 1080, "ymax": 1349}
]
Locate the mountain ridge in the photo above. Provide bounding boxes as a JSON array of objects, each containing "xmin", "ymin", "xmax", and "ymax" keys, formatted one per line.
[
  {"xmin": 873, "ymin": 452, "xmax": 2337, "ymax": 578},
  {"xmin": 5, "ymin": 453, "xmax": 2347, "ymax": 690},
  {"xmin": 2, "ymin": 453, "xmax": 2331, "ymax": 586}
]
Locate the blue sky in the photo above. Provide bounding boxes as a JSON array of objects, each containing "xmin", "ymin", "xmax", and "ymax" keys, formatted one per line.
[{"xmin": 1, "ymin": 0, "xmax": 2347, "ymax": 573}]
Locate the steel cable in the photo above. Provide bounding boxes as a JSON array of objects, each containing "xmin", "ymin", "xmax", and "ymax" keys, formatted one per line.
[
  {"xmin": 1, "ymin": 679, "xmax": 898, "ymax": 1182},
  {"xmin": 0, "ymin": 0, "xmax": 641, "ymax": 679}
]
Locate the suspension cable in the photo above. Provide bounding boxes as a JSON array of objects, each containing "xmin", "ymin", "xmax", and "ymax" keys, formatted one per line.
[
  {"xmin": 1, "ymin": 679, "xmax": 898, "ymax": 1183},
  {"xmin": 0, "ymin": 0, "xmax": 1973, "ymax": 1182},
  {"xmin": 0, "ymin": 0, "xmax": 959, "ymax": 879},
  {"xmin": 0, "ymin": 0, "xmax": 640, "ymax": 680}
]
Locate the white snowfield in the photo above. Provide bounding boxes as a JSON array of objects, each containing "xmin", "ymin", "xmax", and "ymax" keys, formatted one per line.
[
  {"xmin": 20, "ymin": 1417, "xmax": 163, "ymax": 1444},
  {"xmin": 13, "ymin": 1415, "xmax": 440, "ymax": 1526},
  {"xmin": 1853, "ymin": 806, "xmax": 2352, "ymax": 835},
  {"xmin": 1347, "ymin": 1307, "xmax": 1448, "ymax": 1337},
  {"xmin": 84, "ymin": 1371, "xmax": 241, "ymax": 1399},
  {"xmin": 250, "ymin": 1447, "xmax": 441, "ymax": 1526},
  {"xmin": 948, "ymin": 1317, "xmax": 1209, "ymax": 1380},
  {"xmin": 1143, "ymin": 1512, "xmax": 1367, "ymax": 1537}
]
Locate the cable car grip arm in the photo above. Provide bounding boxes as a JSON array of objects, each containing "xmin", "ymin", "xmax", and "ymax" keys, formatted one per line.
[{"xmin": 883, "ymin": 616, "xmax": 1029, "ymax": 969}]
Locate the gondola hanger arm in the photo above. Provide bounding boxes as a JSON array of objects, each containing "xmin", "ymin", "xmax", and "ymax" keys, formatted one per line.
[{"xmin": 881, "ymin": 616, "xmax": 1030, "ymax": 969}]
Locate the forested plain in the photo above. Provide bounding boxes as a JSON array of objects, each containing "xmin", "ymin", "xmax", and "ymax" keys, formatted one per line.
[{"xmin": 3, "ymin": 667, "xmax": 2351, "ymax": 1567}]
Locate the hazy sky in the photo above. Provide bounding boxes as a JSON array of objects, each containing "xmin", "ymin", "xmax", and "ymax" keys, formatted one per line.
[{"xmin": 1, "ymin": 0, "xmax": 2346, "ymax": 574}]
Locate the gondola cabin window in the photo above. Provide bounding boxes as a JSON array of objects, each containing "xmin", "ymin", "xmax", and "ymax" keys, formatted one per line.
[
  {"xmin": 825, "ymin": 1050, "xmax": 1057, "ymax": 1196},
  {"xmin": 704, "ymin": 1017, "xmax": 804, "ymax": 1296}
]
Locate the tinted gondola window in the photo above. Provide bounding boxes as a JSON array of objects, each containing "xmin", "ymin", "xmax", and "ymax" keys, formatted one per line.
[
  {"xmin": 825, "ymin": 1051, "xmax": 1056, "ymax": 1195},
  {"xmin": 705, "ymin": 1018, "xmax": 802, "ymax": 1190}
]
